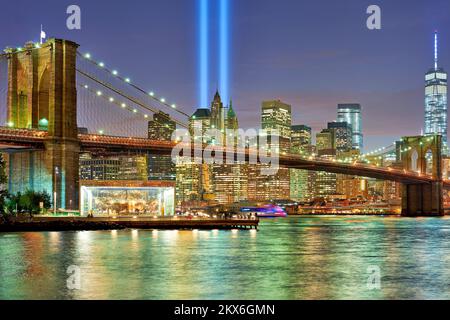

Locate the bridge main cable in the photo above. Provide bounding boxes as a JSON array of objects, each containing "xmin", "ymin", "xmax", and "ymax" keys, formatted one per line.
[
  {"xmin": 77, "ymin": 51, "xmax": 191, "ymax": 118},
  {"xmin": 76, "ymin": 68, "xmax": 189, "ymax": 129}
]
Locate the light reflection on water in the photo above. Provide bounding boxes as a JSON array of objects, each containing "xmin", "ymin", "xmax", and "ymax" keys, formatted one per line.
[{"xmin": 1, "ymin": 216, "xmax": 450, "ymax": 299}]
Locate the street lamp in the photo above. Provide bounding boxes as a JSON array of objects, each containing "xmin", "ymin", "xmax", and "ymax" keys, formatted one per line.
[{"xmin": 54, "ymin": 166, "xmax": 59, "ymax": 215}]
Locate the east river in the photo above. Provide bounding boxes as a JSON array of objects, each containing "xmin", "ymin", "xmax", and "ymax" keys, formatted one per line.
[{"xmin": 1, "ymin": 216, "xmax": 450, "ymax": 299}]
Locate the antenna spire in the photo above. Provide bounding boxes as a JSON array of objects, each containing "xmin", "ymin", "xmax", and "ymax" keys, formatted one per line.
[{"xmin": 434, "ymin": 30, "xmax": 439, "ymax": 70}]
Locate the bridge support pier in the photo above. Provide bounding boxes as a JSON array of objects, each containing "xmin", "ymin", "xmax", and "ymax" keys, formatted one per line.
[{"xmin": 401, "ymin": 182, "xmax": 444, "ymax": 217}]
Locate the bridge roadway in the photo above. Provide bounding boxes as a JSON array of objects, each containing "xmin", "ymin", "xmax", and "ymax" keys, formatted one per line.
[{"xmin": 0, "ymin": 127, "xmax": 448, "ymax": 188}]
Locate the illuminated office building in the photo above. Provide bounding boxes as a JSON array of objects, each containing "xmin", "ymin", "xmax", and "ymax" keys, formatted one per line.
[
  {"xmin": 425, "ymin": 31, "xmax": 448, "ymax": 154},
  {"xmin": 80, "ymin": 155, "xmax": 147, "ymax": 181},
  {"xmin": 176, "ymin": 107, "xmax": 212, "ymax": 205},
  {"xmin": 261, "ymin": 100, "xmax": 292, "ymax": 153},
  {"xmin": 177, "ymin": 92, "xmax": 246, "ymax": 205},
  {"xmin": 316, "ymin": 129, "xmax": 334, "ymax": 154},
  {"xmin": 337, "ymin": 177, "xmax": 368, "ymax": 200},
  {"xmin": 315, "ymin": 129, "xmax": 337, "ymax": 198},
  {"xmin": 213, "ymin": 99, "xmax": 248, "ymax": 204},
  {"xmin": 249, "ymin": 100, "xmax": 291, "ymax": 201},
  {"xmin": 290, "ymin": 125, "xmax": 315, "ymax": 201},
  {"xmin": 337, "ymin": 104, "xmax": 363, "ymax": 151},
  {"xmin": 327, "ymin": 121, "xmax": 353, "ymax": 154},
  {"xmin": 291, "ymin": 125, "xmax": 311, "ymax": 153},
  {"xmin": 147, "ymin": 111, "xmax": 176, "ymax": 181},
  {"xmin": 148, "ymin": 111, "xmax": 176, "ymax": 141}
]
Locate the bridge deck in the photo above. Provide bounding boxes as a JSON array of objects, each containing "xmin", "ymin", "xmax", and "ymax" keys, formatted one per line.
[{"xmin": 0, "ymin": 127, "xmax": 449, "ymax": 188}]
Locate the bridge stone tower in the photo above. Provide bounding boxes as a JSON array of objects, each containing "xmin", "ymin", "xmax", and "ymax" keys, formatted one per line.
[
  {"xmin": 401, "ymin": 135, "xmax": 443, "ymax": 216},
  {"xmin": 5, "ymin": 39, "xmax": 80, "ymax": 210}
]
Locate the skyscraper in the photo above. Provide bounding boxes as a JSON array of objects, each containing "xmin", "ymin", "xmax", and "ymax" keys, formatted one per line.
[
  {"xmin": 291, "ymin": 125, "xmax": 312, "ymax": 153},
  {"xmin": 248, "ymin": 100, "xmax": 291, "ymax": 201},
  {"xmin": 147, "ymin": 111, "xmax": 176, "ymax": 181},
  {"xmin": 148, "ymin": 111, "xmax": 176, "ymax": 141},
  {"xmin": 425, "ymin": 31, "xmax": 448, "ymax": 153},
  {"xmin": 210, "ymin": 90, "xmax": 226, "ymax": 131},
  {"xmin": 337, "ymin": 104, "xmax": 363, "ymax": 151},
  {"xmin": 261, "ymin": 100, "xmax": 292, "ymax": 153},
  {"xmin": 315, "ymin": 129, "xmax": 337, "ymax": 198},
  {"xmin": 327, "ymin": 121, "xmax": 353, "ymax": 154},
  {"xmin": 176, "ymin": 108, "xmax": 212, "ymax": 205},
  {"xmin": 212, "ymin": 97, "xmax": 248, "ymax": 204},
  {"xmin": 290, "ymin": 125, "xmax": 315, "ymax": 201}
]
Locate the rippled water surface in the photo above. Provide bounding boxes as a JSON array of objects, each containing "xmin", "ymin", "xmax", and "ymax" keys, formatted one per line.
[{"xmin": 2, "ymin": 216, "xmax": 450, "ymax": 299}]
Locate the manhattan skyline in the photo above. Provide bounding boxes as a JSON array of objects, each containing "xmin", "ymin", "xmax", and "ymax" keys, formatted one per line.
[{"xmin": 0, "ymin": 0, "xmax": 449, "ymax": 151}]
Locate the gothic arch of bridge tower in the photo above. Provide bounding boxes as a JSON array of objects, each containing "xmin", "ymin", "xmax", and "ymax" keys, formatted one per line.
[
  {"xmin": 400, "ymin": 135, "xmax": 443, "ymax": 216},
  {"xmin": 4, "ymin": 39, "xmax": 80, "ymax": 210}
]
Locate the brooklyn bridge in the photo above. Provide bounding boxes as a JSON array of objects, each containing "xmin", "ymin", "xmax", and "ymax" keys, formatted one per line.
[{"xmin": 0, "ymin": 39, "xmax": 448, "ymax": 216}]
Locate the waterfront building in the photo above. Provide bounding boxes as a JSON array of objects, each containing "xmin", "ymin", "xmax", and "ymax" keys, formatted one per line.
[
  {"xmin": 147, "ymin": 111, "xmax": 176, "ymax": 181},
  {"xmin": 80, "ymin": 185, "xmax": 174, "ymax": 216},
  {"xmin": 336, "ymin": 177, "xmax": 368, "ymax": 200},
  {"xmin": 79, "ymin": 155, "xmax": 147, "ymax": 181},
  {"xmin": 424, "ymin": 31, "xmax": 448, "ymax": 154},
  {"xmin": 337, "ymin": 104, "xmax": 363, "ymax": 151}
]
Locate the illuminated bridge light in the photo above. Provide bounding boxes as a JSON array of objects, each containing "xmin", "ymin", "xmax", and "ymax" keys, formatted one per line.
[
  {"xmin": 121, "ymin": 103, "xmax": 126, "ymax": 108},
  {"xmin": 99, "ymin": 62, "xmax": 105, "ymax": 67},
  {"xmin": 125, "ymin": 78, "xmax": 131, "ymax": 83},
  {"xmin": 109, "ymin": 97, "xmax": 114, "ymax": 102},
  {"xmin": 160, "ymin": 98, "xmax": 166, "ymax": 103},
  {"xmin": 96, "ymin": 91, "xmax": 102, "ymax": 96},
  {"xmin": 149, "ymin": 91, "xmax": 155, "ymax": 96},
  {"xmin": 84, "ymin": 53, "xmax": 91, "ymax": 59},
  {"xmin": 112, "ymin": 70, "xmax": 118, "ymax": 75}
]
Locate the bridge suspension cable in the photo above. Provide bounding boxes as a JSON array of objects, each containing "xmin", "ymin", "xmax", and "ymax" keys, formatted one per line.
[
  {"xmin": 76, "ymin": 68, "xmax": 188, "ymax": 129},
  {"xmin": 77, "ymin": 51, "xmax": 191, "ymax": 118}
]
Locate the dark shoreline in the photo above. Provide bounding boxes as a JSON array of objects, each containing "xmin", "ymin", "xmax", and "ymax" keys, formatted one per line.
[{"xmin": 0, "ymin": 220, "xmax": 127, "ymax": 232}]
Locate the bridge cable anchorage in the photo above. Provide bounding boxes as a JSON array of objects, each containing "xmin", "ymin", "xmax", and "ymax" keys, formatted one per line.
[
  {"xmin": 77, "ymin": 51, "xmax": 191, "ymax": 118},
  {"xmin": 76, "ymin": 68, "xmax": 189, "ymax": 129}
]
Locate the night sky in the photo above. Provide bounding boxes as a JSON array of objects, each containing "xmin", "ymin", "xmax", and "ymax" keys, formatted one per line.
[{"xmin": 0, "ymin": 0, "xmax": 449, "ymax": 151}]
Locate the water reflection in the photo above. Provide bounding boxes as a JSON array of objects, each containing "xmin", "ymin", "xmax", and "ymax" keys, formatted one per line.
[{"xmin": 2, "ymin": 217, "xmax": 450, "ymax": 299}]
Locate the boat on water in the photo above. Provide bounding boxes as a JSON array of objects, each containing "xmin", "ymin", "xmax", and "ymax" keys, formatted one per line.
[{"xmin": 239, "ymin": 204, "xmax": 288, "ymax": 218}]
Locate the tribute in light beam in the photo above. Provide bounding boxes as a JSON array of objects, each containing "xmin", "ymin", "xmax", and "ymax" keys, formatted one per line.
[
  {"xmin": 199, "ymin": 0, "xmax": 209, "ymax": 108},
  {"xmin": 219, "ymin": 0, "xmax": 230, "ymax": 104}
]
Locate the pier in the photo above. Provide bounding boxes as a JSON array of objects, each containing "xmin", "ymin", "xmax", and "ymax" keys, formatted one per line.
[{"xmin": 0, "ymin": 216, "xmax": 259, "ymax": 232}]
